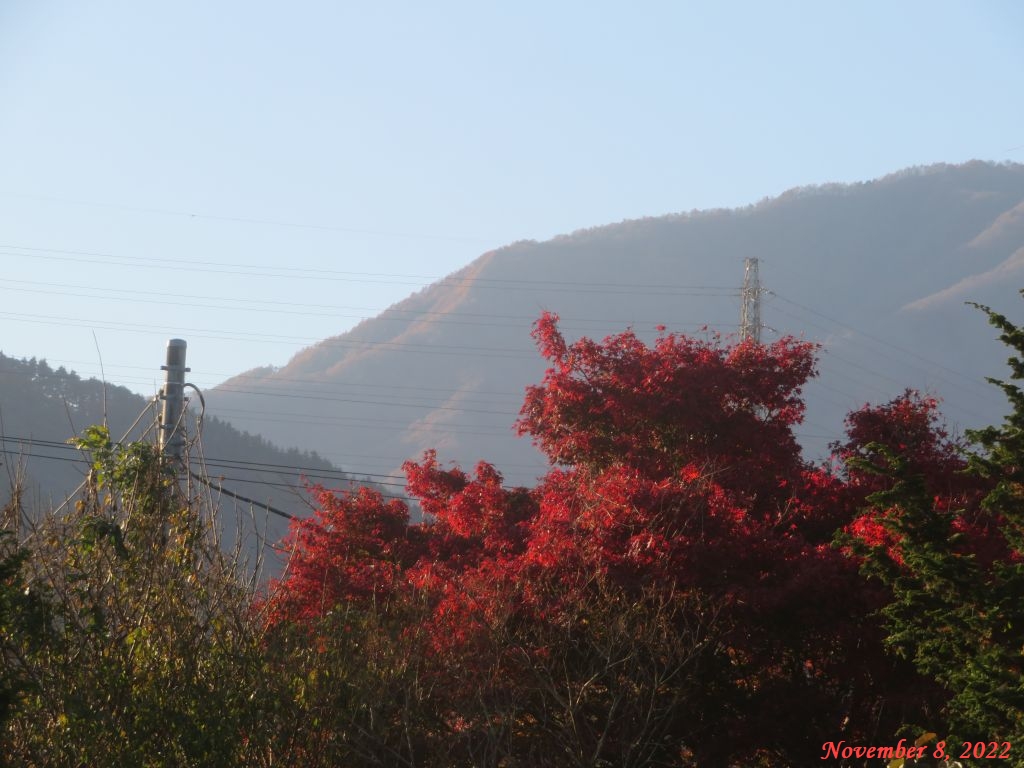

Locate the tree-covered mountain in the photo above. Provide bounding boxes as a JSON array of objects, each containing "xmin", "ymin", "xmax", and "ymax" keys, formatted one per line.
[
  {"xmin": 207, "ymin": 161, "xmax": 1024, "ymax": 486},
  {"xmin": 0, "ymin": 352, "xmax": 372, "ymax": 565}
]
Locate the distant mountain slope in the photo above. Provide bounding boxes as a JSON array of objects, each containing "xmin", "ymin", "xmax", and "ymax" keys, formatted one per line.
[
  {"xmin": 0, "ymin": 353, "xmax": 371, "ymax": 565},
  {"xmin": 207, "ymin": 161, "xmax": 1024, "ymax": 486}
]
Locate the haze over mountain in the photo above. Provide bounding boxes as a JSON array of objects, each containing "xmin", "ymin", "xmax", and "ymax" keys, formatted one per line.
[
  {"xmin": 0, "ymin": 353, "xmax": 375, "ymax": 562},
  {"xmin": 206, "ymin": 161, "xmax": 1024, "ymax": 487}
]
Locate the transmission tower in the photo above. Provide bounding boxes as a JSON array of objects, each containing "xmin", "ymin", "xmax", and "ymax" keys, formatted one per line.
[{"xmin": 740, "ymin": 257, "xmax": 762, "ymax": 343}]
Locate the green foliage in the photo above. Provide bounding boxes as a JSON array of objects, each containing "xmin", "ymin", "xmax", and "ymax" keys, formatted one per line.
[
  {"xmin": 0, "ymin": 424, "xmax": 443, "ymax": 767},
  {"xmin": 840, "ymin": 295, "xmax": 1024, "ymax": 756},
  {"xmin": 1, "ymin": 427, "xmax": 269, "ymax": 767},
  {"xmin": 842, "ymin": 450, "xmax": 997, "ymax": 741},
  {"xmin": 0, "ymin": 528, "xmax": 54, "ymax": 733},
  {"xmin": 257, "ymin": 599, "xmax": 443, "ymax": 767}
]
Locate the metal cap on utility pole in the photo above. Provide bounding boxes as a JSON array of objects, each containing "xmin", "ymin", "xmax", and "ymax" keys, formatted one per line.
[{"xmin": 159, "ymin": 339, "xmax": 189, "ymax": 463}]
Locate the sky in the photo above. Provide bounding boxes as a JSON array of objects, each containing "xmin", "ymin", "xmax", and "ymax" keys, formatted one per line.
[{"xmin": 1, "ymin": 1, "xmax": 1022, "ymax": 396}]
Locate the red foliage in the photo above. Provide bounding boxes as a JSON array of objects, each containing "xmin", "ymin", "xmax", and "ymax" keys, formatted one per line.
[
  {"xmin": 835, "ymin": 391, "xmax": 1003, "ymax": 561},
  {"xmin": 835, "ymin": 390, "xmax": 1000, "ymax": 567},
  {"xmin": 262, "ymin": 485, "xmax": 422, "ymax": 624},
  {"xmin": 518, "ymin": 314, "xmax": 817, "ymax": 514},
  {"xmin": 264, "ymin": 314, "xmax": 944, "ymax": 765},
  {"xmin": 837, "ymin": 390, "xmax": 969, "ymax": 494},
  {"xmin": 404, "ymin": 450, "xmax": 533, "ymax": 561}
]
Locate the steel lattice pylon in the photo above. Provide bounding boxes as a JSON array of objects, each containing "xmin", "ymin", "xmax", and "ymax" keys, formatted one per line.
[{"xmin": 740, "ymin": 257, "xmax": 761, "ymax": 343}]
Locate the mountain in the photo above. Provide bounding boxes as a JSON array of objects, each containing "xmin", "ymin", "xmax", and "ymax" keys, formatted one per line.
[
  {"xmin": 206, "ymin": 161, "xmax": 1024, "ymax": 487},
  {"xmin": 0, "ymin": 353, "xmax": 376, "ymax": 567}
]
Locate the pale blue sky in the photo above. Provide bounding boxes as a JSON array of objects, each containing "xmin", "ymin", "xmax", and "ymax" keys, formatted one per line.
[{"xmin": 1, "ymin": 1, "xmax": 1022, "ymax": 394}]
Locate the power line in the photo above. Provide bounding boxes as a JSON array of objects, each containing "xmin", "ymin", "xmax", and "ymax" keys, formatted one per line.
[
  {"xmin": 0, "ymin": 433, "xmax": 464, "ymax": 497},
  {"xmin": 0, "ymin": 442, "xmax": 413, "ymax": 492},
  {"xmin": 189, "ymin": 470, "xmax": 295, "ymax": 521},
  {"xmin": 1, "ymin": 285, "xmax": 989, "ymax": 407},
  {"xmin": 3, "ymin": 363, "xmax": 527, "ymax": 420},
  {"xmin": 209, "ymin": 385, "xmax": 520, "ymax": 417},
  {"xmin": 0, "ymin": 276, "xmax": 736, "ymax": 331},
  {"xmin": 195, "ymin": 460, "xmax": 406, "ymax": 487},
  {"xmin": 7, "ymin": 193, "xmax": 492, "ymax": 245},
  {"xmin": 766, "ymin": 294, "xmax": 995, "ymax": 423},
  {"xmin": 2, "ymin": 308, "xmax": 733, "ymax": 361},
  {"xmin": 206, "ymin": 408, "xmax": 520, "ymax": 437},
  {"xmin": 768, "ymin": 291, "xmax": 991, "ymax": 396},
  {"xmin": 0, "ymin": 244, "xmax": 739, "ymax": 295},
  {"xmin": 0, "ymin": 435, "xmax": 410, "ymax": 484},
  {"xmin": 0, "ymin": 355, "xmax": 531, "ymax": 401},
  {"xmin": 0, "ymin": 310, "xmax": 539, "ymax": 358},
  {"xmin": 765, "ymin": 301, "xmax": 995, "ymax": 425},
  {"xmin": 0, "ymin": 446, "xmax": 416, "ymax": 510},
  {"xmin": 0, "ymin": 447, "xmax": 87, "ymax": 466}
]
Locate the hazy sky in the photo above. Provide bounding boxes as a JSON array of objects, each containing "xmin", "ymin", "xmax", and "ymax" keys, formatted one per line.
[{"xmin": 1, "ymin": 1, "xmax": 1022, "ymax": 395}]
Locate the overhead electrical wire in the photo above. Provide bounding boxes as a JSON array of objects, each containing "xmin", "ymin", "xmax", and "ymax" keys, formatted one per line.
[
  {"xmin": 0, "ymin": 263, "xmax": 1001, "ymax": 488},
  {"xmin": 764, "ymin": 303, "xmax": 994, "ymax": 426},
  {"xmin": 2, "ymin": 322, "xmax": 994, "ymax": 431},
  {"xmin": 6, "ymin": 194, "xmax": 493, "ymax": 244},
  {"xmin": 0, "ymin": 446, "xmax": 417, "ymax": 508},
  {"xmin": 768, "ymin": 291, "xmax": 993, "ymax": 397},
  {"xmin": 3, "ymin": 285, "xmax": 970, "ymax": 391},
  {"xmin": 0, "ymin": 308, "xmax": 732, "ymax": 360},
  {"xmin": 0, "ymin": 310, "xmax": 540, "ymax": 358},
  {"xmin": 0, "ymin": 428, "xmax": 881, "ymax": 511},
  {"xmin": 0, "ymin": 444, "xmax": 415, "ymax": 504},
  {"xmin": 0, "ymin": 435, "xmax": 408, "ymax": 485},
  {"xmin": 0, "ymin": 276, "xmax": 736, "ymax": 334},
  {"xmin": 0, "ymin": 244, "xmax": 740, "ymax": 296},
  {"xmin": 765, "ymin": 294, "xmax": 996, "ymax": 425},
  {"xmin": 6, "ymin": 203, "xmax": 1003, "ymax": 533},
  {"xmin": 188, "ymin": 470, "xmax": 295, "ymax": 521},
  {"xmin": 0, "ymin": 359, "xmax": 532, "ymax": 404},
  {"xmin": 204, "ymin": 408, "xmax": 520, "ymax": 438},
  {"xmin": 205, "ymin": 386, "xmax": 521, "ymax": 417},
  {"xmin": 0, "ymin": 274, "xmax": 987, "ymax": 402}
]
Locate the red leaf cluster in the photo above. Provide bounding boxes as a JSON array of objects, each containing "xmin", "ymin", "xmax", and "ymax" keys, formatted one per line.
[
  {"xmin": 262, "ymin": 313, "xmax": 947, "ymax": 764},
  {"xmin": 835, "ymin": 390, "xmax": 1003, "ymax": 569}
]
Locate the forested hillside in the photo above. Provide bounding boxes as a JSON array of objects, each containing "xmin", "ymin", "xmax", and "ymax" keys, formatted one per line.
[
  {"xmin": 0, "ymin": 353, "xmax": 369, "ymax": 558},
  {"xmin": 208, "ymin": 161, "xmax": 1024, "ymax": 486}
]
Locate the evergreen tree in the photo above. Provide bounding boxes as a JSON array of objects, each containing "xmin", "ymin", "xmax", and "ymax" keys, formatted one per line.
[{"xmin": 842, "ymin": 294, "xmax": 1024, "ymax": 756}]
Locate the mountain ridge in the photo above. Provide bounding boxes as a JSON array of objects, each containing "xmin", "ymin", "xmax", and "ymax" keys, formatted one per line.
[{"xmin": 208, "ymin": 160, "xmax": 1024, "ymax": 486}]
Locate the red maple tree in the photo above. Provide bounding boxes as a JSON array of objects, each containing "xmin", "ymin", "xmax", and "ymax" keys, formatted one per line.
[{"xmin": 263, "ymin": 313, "xmax": 940, "ymax": 766}]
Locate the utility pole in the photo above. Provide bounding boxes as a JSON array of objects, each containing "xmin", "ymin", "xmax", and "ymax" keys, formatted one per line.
[
  {"xmin": 158, "ymin": 338, "xmax": 189, "ymax": 463},
  {"xmin": 740, "ymin": 258, "xmax": 762, "ymax": 343}
]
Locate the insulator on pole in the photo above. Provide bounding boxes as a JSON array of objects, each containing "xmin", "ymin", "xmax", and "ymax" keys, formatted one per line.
[
  {"xmin": 158, "ymin": 338, "xmax": 189, "ymax": 463},
  {"xmin": 740, "ymin": 258, "xmax": 762, "ymax": 343}
]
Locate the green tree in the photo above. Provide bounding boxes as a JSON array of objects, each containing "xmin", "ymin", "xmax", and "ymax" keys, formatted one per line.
[
  {"xmin": 0, "ymin": 527, "xmax": 54, "ymax": 736},
  {"xmin": 841, "ymin": 294, "xmax": 1024, "ymax": 755},
  {"xmin": 2, "ymin": 426, "xmax": 269, "ymax": 767}
]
